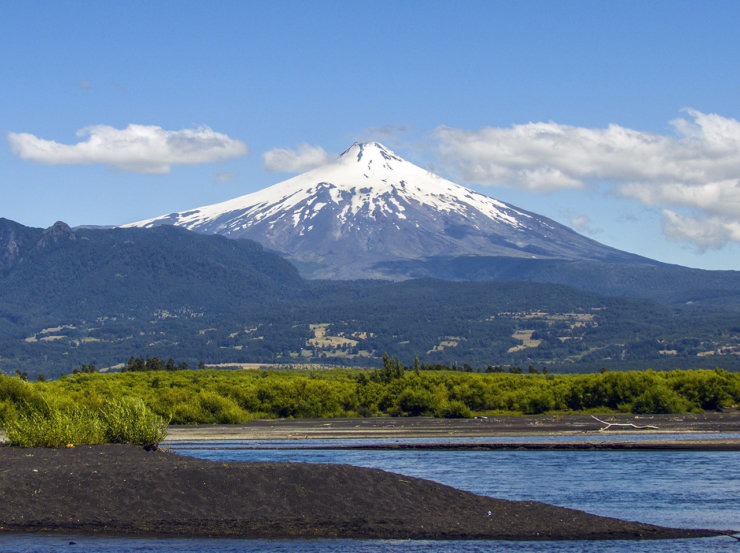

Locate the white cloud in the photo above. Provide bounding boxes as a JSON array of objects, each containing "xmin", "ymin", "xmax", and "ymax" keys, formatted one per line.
[
  {"xmin": 618, "ymin": 180, "xmax": 740, "ymax": 219},
  {"xmin": 434, "ymin": 109, "xmax": 740, "ymax": 249},
  {"xmin": 662, "ymin": 210, "xmax": 740, "ymax": 251},
  {"xmin": 214, "ymin": 171, "xmax": 235, "ymax": 183},
  {"xmin": 364, "ymin": 124, "xmax": 413, "ymax": 140},
  {"xmin": 262, "ymin": 143, "xmax": 333, "ymax": 173},
  {"xmin": 569, "ymin": 215, "xmax": 601, "ymax": 235},
  {"xmin": 7, "ymin": 124, "xmax": 249, "ymax": 174}
]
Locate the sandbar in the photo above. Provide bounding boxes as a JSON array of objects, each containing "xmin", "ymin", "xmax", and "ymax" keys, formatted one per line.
[{"xmin": 0, "ymin": 444, "xmax": 726, "ymax": 541}]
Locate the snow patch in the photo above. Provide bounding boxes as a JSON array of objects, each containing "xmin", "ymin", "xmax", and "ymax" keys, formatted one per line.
[{"xmin": 126, "ymin": 141, "xmax": 531, "ymax": 233}]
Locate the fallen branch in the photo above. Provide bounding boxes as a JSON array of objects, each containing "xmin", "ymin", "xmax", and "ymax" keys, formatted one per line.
[{"xmin": 591, "ymin": 415, "xmax": 659, "ymax": 431}]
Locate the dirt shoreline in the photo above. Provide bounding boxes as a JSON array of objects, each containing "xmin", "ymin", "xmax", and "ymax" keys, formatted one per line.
[
  {"xmin": 171, "ymin": 439, "xmax": 740, "ymax": 451},
  {"xmin": 162, "ymin": 412, "xmax": 740, "ymax": 444},
  {"xmin": 0, "ymin": 444, "xmax": 728, "ymax": 541},
  {"xmin": 3, "ymin": 412, "xmax": 739, "ymax": 446}
]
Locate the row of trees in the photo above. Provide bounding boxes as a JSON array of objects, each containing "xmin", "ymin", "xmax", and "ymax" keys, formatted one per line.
[
  {"xmin": 385, "ymin": 356, "xmax": 550, "ymax": 375},
  {"xmin": 123, "ymin": 356, "xmax": 193, "ymax": 372}
]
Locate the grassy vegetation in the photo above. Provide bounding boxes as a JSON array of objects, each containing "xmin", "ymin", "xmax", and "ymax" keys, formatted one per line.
[
  {"xmin": 0, "ymin": 376, "xmax": 167, "ymax": 447},
  {"xmin": 5, "ymin": 404, "xmax": 104, "ymax": 447},
  {"xmin": 2, "ymin": 368, "xmax": 738, "ymax": 439}
]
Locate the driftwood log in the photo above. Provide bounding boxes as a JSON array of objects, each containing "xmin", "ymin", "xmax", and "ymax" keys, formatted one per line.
[{"xmin": 591, "ymin": 415, "xmax": 659, "ymax": 431}]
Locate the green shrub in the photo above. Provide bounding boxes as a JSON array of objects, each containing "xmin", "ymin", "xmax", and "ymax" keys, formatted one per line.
[
  {"xmin": 395, "ymin": 388, "xmax": 439, "ymax": 416},
  {"xmin": 668, "ymin": 369, "xmax": 736, "ymax": 411},
  {"xmin": 521, "ymin": 390, "xmax": 556, "ymax": 414},
  {"xmin": 197, "ymin": 391, "xmax": 246, "ymax": 424},
  {"xmin": 3, "ymin": 394, "xmax": 167, "ymax": 448},
  {"xmin": 0, "ymin": 375, "xmax": 47, "ymax": 424},
  {"xmin": 171, "ymin": 401, "xmax": 207, "ymax": 424},
  {"xmin": 439, "ymin": 400, "xmax": 472, "ymax": 418},
  {"xmin": 5, "ymin": 402, "xmax": 104, "ymax": 447},
  {"xmin": 99, "ymin": 397, "xmax": 169, "ymax": 447},
  {"xmin": 631, "ymin": 385, "xmax": 690, "ymax": 414}
]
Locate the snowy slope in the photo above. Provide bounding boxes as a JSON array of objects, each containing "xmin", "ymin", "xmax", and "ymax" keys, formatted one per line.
[{"xmin": 127, "ymin": 142, "xmax": 646, "ymax": 279}]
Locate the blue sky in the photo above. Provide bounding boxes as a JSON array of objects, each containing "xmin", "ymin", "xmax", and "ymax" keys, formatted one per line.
[{"xmin": 2, "ymin": 0, "xmax": 739, "ymax": 270}]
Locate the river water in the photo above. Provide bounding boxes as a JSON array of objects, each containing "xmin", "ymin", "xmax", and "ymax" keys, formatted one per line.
[{"xmin": 1, "ymin": 433, "xmax": 738, "ymax": 553}]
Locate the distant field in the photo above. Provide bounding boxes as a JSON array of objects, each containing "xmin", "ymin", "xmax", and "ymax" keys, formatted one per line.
[{"xmin": 203, "ymin": 362, "xmax": 345, "ymax": 370}]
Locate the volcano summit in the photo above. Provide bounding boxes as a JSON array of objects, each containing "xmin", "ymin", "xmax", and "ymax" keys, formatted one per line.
[{"xmin": 128, "ymin": 142, "xmax": 649, "ymax": 279}]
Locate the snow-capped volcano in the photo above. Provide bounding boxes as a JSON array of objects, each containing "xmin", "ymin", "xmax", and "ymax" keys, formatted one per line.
[{"xmin": 127, "ymin": 142, "xmax": 645, "ymax": 279}]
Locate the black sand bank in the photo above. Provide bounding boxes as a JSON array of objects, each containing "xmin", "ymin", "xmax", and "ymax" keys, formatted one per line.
[{"xmin": 0, "ymin": 444, "xmax": 724, "ymax": 540}]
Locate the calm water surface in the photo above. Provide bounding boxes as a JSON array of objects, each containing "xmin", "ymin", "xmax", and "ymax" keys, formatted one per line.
[{"xmin": 2, "ymin": 434, "xmax": 738, "ymax": 553}]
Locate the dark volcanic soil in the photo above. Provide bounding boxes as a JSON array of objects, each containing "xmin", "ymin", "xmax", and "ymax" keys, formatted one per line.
[{"xmin": 0, "ymin": 444, "xmax": 723, "ymax": 540}]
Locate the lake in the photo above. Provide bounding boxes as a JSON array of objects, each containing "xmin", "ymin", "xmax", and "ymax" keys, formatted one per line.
[{"xmin": 1, "ymin": 434, "xmax": 738, "ymax": 553}]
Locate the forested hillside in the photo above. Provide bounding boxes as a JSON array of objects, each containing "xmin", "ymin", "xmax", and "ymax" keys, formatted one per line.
[
  {"xmin": 0, "ymin": 220, "xmax": 738, "ymax": 378},
  {"xmin": 374, "ymin": 255, "xmax": 740, "ymax": 310}
]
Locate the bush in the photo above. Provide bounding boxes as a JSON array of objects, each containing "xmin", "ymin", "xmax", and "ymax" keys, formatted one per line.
[
  {"xmin": 669, "ymin": 369, "xmax": 736, "ymax": 411},
  {"xmin": 631, "ymin": 385, "xmax": 690, "ymax": 414},
  {"xmin": 99, "ymin": 397, "xmax": 169, "ymax": 447},
  {"xmin": 5, "ymin": 402, "xmax": 104, "ymax": 447},
  {"xmin": 395, "ymin": 388, "xmax": 439, "ymax": 416},
  {"xmin": 171, "ymin": 401, "xmax": 207, "ymax": 424},
  {"xmin": 439, "ymin": 400, "xmax": 472, "ymax": 418},
  {"xmin": 0, "ymin": 375, "xmax": 47, "ymax": 424},
  {"xmin": 4, "ymin": 395, "xmax": 167, "ymax": 448},
  {"xmin": 521, "ymin": 390, "xmax": 556, "ymax": 414},
  {"xmin": 197, "ymin": 391, "xmax": 246, "ymax": 424}
]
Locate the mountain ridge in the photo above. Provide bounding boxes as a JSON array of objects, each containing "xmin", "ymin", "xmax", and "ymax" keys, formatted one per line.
[
  {"xmin": 374, "ymin": 255, "xmax": 740, "ymax": 309},
  {"xmin": 0, "ymin": 218, "xmax": 303, "ymax": 321}
]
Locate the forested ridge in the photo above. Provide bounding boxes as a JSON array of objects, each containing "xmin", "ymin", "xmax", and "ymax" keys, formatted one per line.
[{"xmin": 1, "ymin": 219, "xmax": 738, "ymax": 377}]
